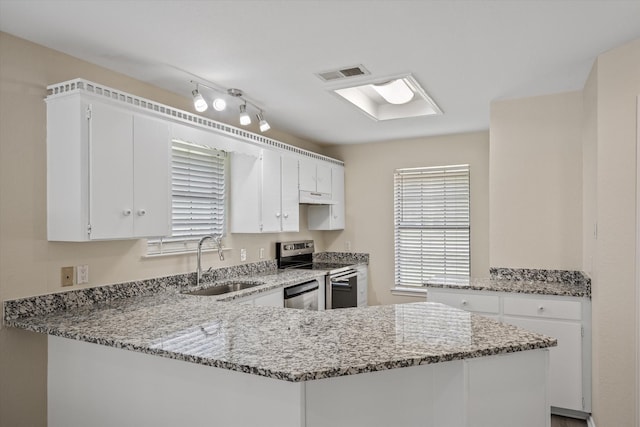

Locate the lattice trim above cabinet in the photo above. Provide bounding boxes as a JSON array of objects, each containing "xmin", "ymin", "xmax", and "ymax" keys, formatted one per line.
[{"xmin": 46, "ymin": 79, "xmax": 343, "ymax": 166}]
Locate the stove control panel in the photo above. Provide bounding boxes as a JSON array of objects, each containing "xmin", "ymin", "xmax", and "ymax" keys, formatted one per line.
[{"xmin": 276, "ymin": 240, "xmax": 315, "ymax": 261}]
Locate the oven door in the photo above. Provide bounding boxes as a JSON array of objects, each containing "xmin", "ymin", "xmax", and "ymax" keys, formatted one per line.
[{"xmin": 327, "ymin": 270, "xmax": 358, "ymax": 309}]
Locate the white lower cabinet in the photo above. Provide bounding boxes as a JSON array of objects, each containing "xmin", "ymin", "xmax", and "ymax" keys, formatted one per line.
[
  {"xmin": 427, "ymin": 287, "xmax": 591, "ymax": 414},
  {"xmin": 236, "ymin": 288, "xmax": 283, "ymax": 307},
  {"xmin": 355, "ymin": 265, "xmax": 368, "ymax": 307},
  {"xmin": 253, "ymin": 288, "xmax": 284, "ymax": 307}
]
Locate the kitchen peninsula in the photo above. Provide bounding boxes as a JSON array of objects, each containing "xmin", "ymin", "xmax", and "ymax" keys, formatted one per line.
[{"xmin": 5, "ymin": 262, "xmax": 556, "ymax": 427}]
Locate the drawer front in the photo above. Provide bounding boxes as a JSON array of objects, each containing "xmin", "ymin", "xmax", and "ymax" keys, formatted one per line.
[
  {"xmin": 503, "ymin": 296, "xmax": 581, "ymax": 320},
  {"xmin": 428, "ymin": 291, "xmax": 499, "ymax": 314}
]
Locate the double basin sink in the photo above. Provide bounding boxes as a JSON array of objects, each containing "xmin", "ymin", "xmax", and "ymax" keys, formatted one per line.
[{"xmin": 184, "ymin": 281, "xmax": 264, "ymax": 296}]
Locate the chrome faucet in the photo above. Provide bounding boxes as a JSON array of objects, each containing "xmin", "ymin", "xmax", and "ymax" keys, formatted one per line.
[{"xmin": 196, "ymin": 235, "xmax": 224, "ymax": 287}]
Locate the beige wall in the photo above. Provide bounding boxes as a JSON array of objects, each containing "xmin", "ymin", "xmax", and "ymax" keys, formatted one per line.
[
  {"xmin": 0, "ymin": 32, "xmax": 328, "ymax": 426},
  {"xmin": 589, "ymin": 39, "xmax": 640, "ymax": 427},
  {"xmin": 324, "ymin": 131, "xmax": 490, "ymax": 306},
  {"xmin": 489, "ymin": 91, "xmax": 584, "ymax": 270}
]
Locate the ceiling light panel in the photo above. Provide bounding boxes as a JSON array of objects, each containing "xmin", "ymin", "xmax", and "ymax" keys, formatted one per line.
[{"xmin": 332, "ymin": 74, "xmax": 442, "ymax": 121}]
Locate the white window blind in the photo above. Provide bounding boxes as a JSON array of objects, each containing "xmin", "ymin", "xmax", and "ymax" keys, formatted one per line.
[
  {"xmin": 394, "ymin": 165, "xmax": 470, "ymax": 287},
  {"xmin": 147, "ymin": 139, "xmax": 226, "ymax": 255}
]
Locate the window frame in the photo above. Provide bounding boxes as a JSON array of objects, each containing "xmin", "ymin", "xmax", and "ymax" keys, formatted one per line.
[
  {"xmin": 393, "ymin": 164, "xmax": 471, "ymax": 291},
  {"xmin": 146, "ymin": 139, "xmax": 228, "ymax": 256}
]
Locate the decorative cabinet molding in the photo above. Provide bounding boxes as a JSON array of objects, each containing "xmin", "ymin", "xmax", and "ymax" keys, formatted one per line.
[{"xmin": 46, "ymin": 79, "xmax": 345, "ymax": 240}]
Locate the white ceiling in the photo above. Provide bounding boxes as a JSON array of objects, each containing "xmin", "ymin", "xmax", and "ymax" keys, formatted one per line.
[{"xmin": 1, "ymin": 0, "xmax": 639, "ymax": 145}]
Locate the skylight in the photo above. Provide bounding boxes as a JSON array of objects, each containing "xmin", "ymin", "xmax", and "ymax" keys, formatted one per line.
[{"xmin": 333, "ymin": 74, "xmax": 442, "ymax": 121}]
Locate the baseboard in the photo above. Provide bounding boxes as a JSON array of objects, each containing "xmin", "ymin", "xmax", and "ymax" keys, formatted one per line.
[
  {"xmin": 551, "ymin": 406, "xmax": 589, "ymax": 420},
  {"xmin": 586, "ymin": 415, "xmax": 596, "ymax": 427}
]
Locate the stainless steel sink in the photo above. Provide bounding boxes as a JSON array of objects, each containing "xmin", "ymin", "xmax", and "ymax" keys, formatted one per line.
[{"xmin": 184, "ymin": 282, "xmax": 263, "ymax": 296}]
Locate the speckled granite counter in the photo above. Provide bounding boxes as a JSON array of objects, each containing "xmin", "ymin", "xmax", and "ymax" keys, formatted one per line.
[
  {"xmin": 5, "ymin": 262, "xmax": 556, "ymax": 383},
  {"xmin": 425, "ymin": 268, "xmax": 591, "ymax": 298}
]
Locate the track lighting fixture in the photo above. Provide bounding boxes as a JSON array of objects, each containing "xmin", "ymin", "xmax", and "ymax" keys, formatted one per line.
[
  {"xmin": 189, "ymin": 80, "xmax": 270, "ymax": 132},
  {"xmin": 239, "ymin": 103, "xmax": 251, "ymax": 126},
  {"xmin": 257, "ymin": 112, "xmax": 271, "ymax": 132}
]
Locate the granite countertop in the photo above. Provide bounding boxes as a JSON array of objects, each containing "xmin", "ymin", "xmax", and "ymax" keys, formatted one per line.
[
  {"xmin": 425, "ymin": 268, "xmax": 591, "ymax": 298},
  {"xmin": 5, "ymin": 268, "xmax": 556, "ymax": 382}
]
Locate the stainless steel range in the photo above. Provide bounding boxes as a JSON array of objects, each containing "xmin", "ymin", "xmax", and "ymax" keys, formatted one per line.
[{"xmin": 276, "ymin": 240, "xmax": 358, "ymax": 309}]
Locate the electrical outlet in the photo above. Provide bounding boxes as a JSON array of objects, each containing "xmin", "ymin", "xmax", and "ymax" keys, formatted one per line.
[
  {"xmin": 61, "ymin": 266, "xmax": 75, "ymax": 286},
  {"xmin": 240, "ymin": 248, "xmax": 247, "ymax": 262},
  {"xmin": 259, "ymin": 248, "xmax": 265, "ymax": 259},
  {"xmin": 77, "ymin": 265, "xmax": 89, "ymax": 284}
]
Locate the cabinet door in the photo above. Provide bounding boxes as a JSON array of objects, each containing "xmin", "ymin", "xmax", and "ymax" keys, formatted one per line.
[
  {"xmin": 261, "ymin": 149, "xmax": 282, "ymax": 233},
  {"xmin": 281, "ymin": 155, "xmax": 299, "ymax": 232},
  {"xmin": 132, "ymin": 114, "xmax": 171, "ymax": 238},
  {"xmin": 316, "ymin": 162, "xmax": 332, "ymax": 194},
  {"xmin": 253, "ymin": 289, "xmax": 284, "ymax": 307},
  {"xmin": 299, "ymin": 157, "xmax": 317, "ymax": 192},
  {"xmin": 330, "ymin": 166, "xmax": 345, "ymax": 229},
  {"xmin": 503, "ymin": 316, "xmax": 583, "ymax": 411},
  {"xmin": 229, "ymin": 152, "xmax": 261, "ymax": 233},
  {"xmin": 356, "ymin": 265, "xmax": 368, "ymax": 307},
  {"xmin": 89, "ymin": 102, "xmax": 134, "ymax": 239}
]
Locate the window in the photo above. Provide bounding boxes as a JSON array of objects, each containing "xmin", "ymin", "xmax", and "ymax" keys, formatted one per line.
[
  {"xmin": 394, "ymin": 165, "xmax": 470, "ymax": 287},
  {"xmin": 147, "ymin": 139, "xmax": 226, "ymax": 255}
]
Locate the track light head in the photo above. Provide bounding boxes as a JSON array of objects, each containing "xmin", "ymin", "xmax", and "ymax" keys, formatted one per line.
[
  {"xmin": 257, "ymin": 112, "xmax": 271, "ymax": 132},
  {"xmin": 212, "ymin": 97, "xmax": 227, "ymax": 111},
  {"xmin": 239, "ymin": 104, "xmax": 251, "ymax": 126},
  {"xmin": 192, "ymin": 89, "xmax": 208, "ymax": 112}
]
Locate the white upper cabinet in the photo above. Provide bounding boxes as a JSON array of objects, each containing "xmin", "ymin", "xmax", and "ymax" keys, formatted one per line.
[
  {"xmin": 262, "ymin": 151, "xmax": 299, "ymax": 233},
  {"xmin": 229, "ymin": 151, "xmax": 262, "ymax": 233},
  {"xmin": 299, "ymin": 158, "xmax": 333, "ymax": 203},
  {"xmin": 230, "ymin": 149, "xmax": 299, "ymax": 233},
  {"xmin": 308, "ymin": 165, "xmax": 345, "ymax": 230},
  {"xmin": 47, "ymin": 94, "xmax": 171, "ymax": 241}
]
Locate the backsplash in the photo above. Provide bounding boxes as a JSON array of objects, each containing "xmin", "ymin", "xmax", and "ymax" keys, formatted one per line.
[
  {"xmin": 490, "ymin": 267, "xmax": 591, "ymax": 286},
  {"xmin": 4, "ymin": 260, "xmax": 277, "ymax": 322},
  {"xmin": 313, "ymin": 252, "xmax": 369, "ymax": 264}
]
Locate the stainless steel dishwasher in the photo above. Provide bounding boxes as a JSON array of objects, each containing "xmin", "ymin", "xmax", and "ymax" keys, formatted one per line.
[{"xmin": 283, "ymin": 279, "xmax": 320, "ymax": 310}]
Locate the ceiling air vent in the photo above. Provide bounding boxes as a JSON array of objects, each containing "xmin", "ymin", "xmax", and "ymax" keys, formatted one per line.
[{"xmin": 316, "ymin": 64, "xmax": 370, "ymax": 82}]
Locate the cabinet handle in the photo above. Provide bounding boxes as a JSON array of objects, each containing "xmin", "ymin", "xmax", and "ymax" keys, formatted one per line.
[
  {"xmin": 461, "ymin": 300, "xmax": 468, "ymax": 306},
  {"xmin": 123, "ymin": 209, "xmax": 132, "ymax": 216},
  {"xmin": 538, "ymin": 306, "xmax": 545, "ymax": 312},
  {"xmin": 137, "ymin": 209, "xmax": 146, "ymax": 216}
]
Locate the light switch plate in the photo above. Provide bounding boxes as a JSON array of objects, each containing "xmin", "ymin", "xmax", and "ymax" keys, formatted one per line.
[{"xmin": 77, "ymin": 265, "xmax": 89, "ymax": 284}]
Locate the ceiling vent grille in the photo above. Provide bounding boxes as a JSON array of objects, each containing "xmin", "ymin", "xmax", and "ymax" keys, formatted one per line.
[{"xmin": 316, "ymin": 64, "xmax": 370, "ymax": 82}]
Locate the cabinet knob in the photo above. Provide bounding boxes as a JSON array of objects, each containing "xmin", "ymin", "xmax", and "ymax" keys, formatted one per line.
[
  {"xmin": 137, "ymin": 209, "xmax": 146, "ymax": 216},
  {"xmin": 123, "ymin": 209, "xmax": 132, "ymax": 216},
  {"xmin": 538, "ymin": 306, "xmax": 545, "ymax": 312},
  {"xmin": 283, "ymin": 213, "xmax": 289, "ymax": 219},
  {"xmin": 276, "ymin": 213, "xmax": 281, "ymax": 218},
  {"xmin": 461, "ymin": 300, "xmax": 468, "ymax": 306}
]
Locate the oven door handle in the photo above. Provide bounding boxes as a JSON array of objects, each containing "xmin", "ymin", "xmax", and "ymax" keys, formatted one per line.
[{"xmin": 331, "ymin": 272, "xmax": 357, "ymax": 281}]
